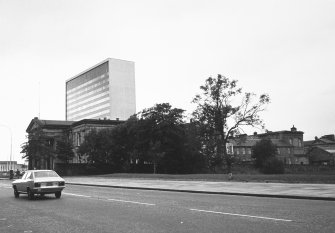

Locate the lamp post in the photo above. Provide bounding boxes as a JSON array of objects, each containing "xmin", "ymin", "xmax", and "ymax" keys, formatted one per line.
[{"xmin": 0, "ymin": 124, "xmax": 13, "ymax": 171}]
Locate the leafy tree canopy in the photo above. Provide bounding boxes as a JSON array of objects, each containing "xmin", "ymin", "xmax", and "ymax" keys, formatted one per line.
[
  {"xmin": 56, "ymin": 136, "xmax": 75, "ymax": 164},
  {"xmin": 192, "ymin": 74, "xmax": 270, "ymax": 172},
  {"xmin": 136, "ymin": 103, "xmax": 186, "ymax": 173},
  {"xmin": 21, "ymin": 128, "xmax": 55, "ymax": 169}
]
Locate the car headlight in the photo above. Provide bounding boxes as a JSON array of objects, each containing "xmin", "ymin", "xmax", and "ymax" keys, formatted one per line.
[{"xmin": 58, "ymin": 181, "xmax": 65, "ymax": 186}]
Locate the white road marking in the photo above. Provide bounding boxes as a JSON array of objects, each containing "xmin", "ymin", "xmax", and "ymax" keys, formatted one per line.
[
  {"xmin": 107, "ymin": 198, "xmax": 156, "ymax": 206},
  {"xmin": 190, "ymin": 208, "xmax": 293, "ymax": 222},
  {"xmin": 63, "ymin": 192, "xmax": 155, "ymax": 206},
  {"xmin": 0, "ymin": 218, "xmax": 6, "ymax": 221},
  {"xmin": 63, "ymin": 193, "xmax": 91, "ymax": 198}
]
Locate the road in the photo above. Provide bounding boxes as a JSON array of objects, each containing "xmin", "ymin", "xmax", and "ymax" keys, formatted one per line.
[{"xmin": 1, "ymin": 180, "xmax": 334, "ymax": 233}]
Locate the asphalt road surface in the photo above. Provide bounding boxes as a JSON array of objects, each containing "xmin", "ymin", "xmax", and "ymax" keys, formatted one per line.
[{"xmin": 1, "ymin": 180, "xmax": 334, "ymax": 233}]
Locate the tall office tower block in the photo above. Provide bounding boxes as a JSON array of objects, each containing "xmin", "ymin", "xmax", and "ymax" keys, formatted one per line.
[{"xmin": 66, "ymin": 58, "xmax": 136, "ymax": 121}]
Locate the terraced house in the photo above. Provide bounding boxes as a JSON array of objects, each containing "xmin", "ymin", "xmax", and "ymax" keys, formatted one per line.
[{"xmin": 304, "ymin": 134, "xmax": 335, "ymax": 166}]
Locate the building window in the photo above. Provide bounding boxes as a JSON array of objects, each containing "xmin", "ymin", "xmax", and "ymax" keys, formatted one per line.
[
  {"xmin": 298, "ymin": 139, "xmax": 302, "ymax": 147},
  {"xmin": 236, "ymin": 148, "xmax": 239, "ymax": 155},
  {"xmin": 287, "ymin": 148, "xmax": 290, "ymax": 154},
  {"xmin": 277, "ymin": 148, "xmax": 280, "ymax": 155},
  {"xmin": 242, "ymin": 148, "xmax": 246, "ymax": 154},
  {"xmin": 289, "ymin": 138, "xmax": 293, "ymax": 145}
]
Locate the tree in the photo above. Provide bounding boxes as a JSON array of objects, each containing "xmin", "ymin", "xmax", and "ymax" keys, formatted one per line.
[
  {"xmin": 252, "ymin": 138, "xmax": 284, "ymax": 174},
  {"xmin": 136, "ymin": 103, "xmax": 186, "ymax": 173},
  {"xmin": 78, "ymin": 125, "xmax": 135, "ymax": 172},
  {"xmin": 252, "ymin": 138, "xmax": 277, "ymax": 168},
  {"xmin": 77, "ymin": 129, "xmax": 113, "ymax": 165},
  {"xmin": 77, "ymin": 103, "xmax": 188, "ymax": 174},
  {"xmin": 182, "ymin": 121, "xmax": 206, "ymax": 173},
  {"xmin": 21, "ymin": 128, "xmax": 55, "ymax": 169},
  {"xmin": 192, "ymin": 74, "xmax": 270, "ymax": 173},
  {"xmin": 55, "ymin": 136, "xmax": 75, "ymax": 164}
]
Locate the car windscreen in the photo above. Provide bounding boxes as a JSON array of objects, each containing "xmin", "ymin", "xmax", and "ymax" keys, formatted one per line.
[{"xmin": 34, "ymin": 171, "xmax": 59, "ymax": 178}]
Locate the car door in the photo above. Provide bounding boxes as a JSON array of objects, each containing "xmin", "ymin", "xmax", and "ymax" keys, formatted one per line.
[
  {"xmin": 16, "ymin": 172, "xmax": 29, "ymax": 192},
  {"xmin": 25, "ymin": 172, "xmax": 34, "ymax": 191}
]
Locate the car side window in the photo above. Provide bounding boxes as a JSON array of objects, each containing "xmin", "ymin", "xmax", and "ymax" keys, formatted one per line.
[
  {"xmin": 24, "ymin": 172, "xmax": 31, "ymax": 179},
  {"xmin": 22, "ymin": 172, "xmax": 28, "ymax": 180},
  {"xmin": 28, "ymin": 173, "xmax": 33, "ymax": 179}
]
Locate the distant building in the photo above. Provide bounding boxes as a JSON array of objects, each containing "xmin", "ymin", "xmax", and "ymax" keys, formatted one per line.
[
  {"xmin": 0, "ymin": 161, "xmax": 16, "ymax": 171},
  {"xmin": 231, "ymin": 126, "xmax": 307, "ymax": 165},
  {"xmin": 66, "ymin": 58, "xmax": 136, "ymax": 121},
  {"xmin": 0, "ymin": 161, "xmax": 26, "ymax": 172},
  {"xmin": 25, "ymin": 117, "xmax": 124, "ymax": 170},
  {"xmin": 304, "ymin": 134, "xmax": 335, "ymax": 165}
]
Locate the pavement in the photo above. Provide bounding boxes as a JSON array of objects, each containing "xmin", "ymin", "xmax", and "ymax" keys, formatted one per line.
[
  {"xmin": 62, "ymin": 176, "xmax": 335, "ymax": 201},
  {"xmin": 2, "ymin": 175, "xmax": 334, "ymax": 201}
]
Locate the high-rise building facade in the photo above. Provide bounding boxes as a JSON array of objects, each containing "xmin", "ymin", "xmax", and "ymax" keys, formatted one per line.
[{"xmin": 66, "ymin": 58, "xmax": 136, "ymax": 121}]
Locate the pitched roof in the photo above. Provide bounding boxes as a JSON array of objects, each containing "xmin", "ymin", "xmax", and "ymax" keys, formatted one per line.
[
  {"xmin": 71, "ymin": 118, "xmax": 125, "ymax": 127},
  {"xmin": 39, "ymin": 120, "xmax": 75, "ymax": 126},
  {"xmin": 304, "ymin": 138, "xmax": 335, "ymax": 147},
  {"xmin": 257, "ymin": 130, "xmax": 304, "ymax": 136},
  {"xmin": 26, "ymin": 118, "xmax": 75, "ymax": 132},
  {"xmin": 318, "ymin": 138, "xmax": 335, "ymax": 144},
  {"xmin": 303, "ymin": 140, "xmax": 314, "ymax": 147},
  {"xmin": 26, "ymin": 117, "xmax": 124, "ymax": 133}
]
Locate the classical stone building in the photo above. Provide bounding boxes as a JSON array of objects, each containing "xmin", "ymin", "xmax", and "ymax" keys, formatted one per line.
[
  {"xmin": 231, "ymin": 126, "xmax": 308, "ymax": 165},
  {"xmin": 25, "ymin": 117, "xmax": 124, "ymax": 170}
]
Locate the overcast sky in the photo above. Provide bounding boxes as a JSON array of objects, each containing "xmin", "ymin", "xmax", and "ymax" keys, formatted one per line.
[{"xmin": 1, "ymin": 0, "xmax": 334, "ymax": 163}]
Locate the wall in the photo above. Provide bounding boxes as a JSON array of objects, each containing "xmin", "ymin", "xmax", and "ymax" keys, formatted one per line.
[{"xmin": 108, "ymin": 58, "xmax": 136, "ymax": 121}]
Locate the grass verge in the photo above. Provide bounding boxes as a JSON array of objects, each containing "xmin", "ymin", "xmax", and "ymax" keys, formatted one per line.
[{"xmin": 95, "ymin": 173, "xmax": 335, "ymax": 184}]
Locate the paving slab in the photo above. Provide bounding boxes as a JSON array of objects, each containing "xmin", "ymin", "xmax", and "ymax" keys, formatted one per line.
[{"xmin": 64, "ymin": 176, "xmax": 335, "ymax": 201}]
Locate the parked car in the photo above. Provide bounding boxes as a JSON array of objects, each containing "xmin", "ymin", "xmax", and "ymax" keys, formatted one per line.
[{"xmin": 12, "ymin": 170, "xmax": 65, "ymax": 199}]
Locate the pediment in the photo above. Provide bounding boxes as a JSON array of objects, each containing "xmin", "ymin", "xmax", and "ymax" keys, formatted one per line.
[
  {"xmin": 26, "ymin": 118, "xmax": 42, "ymax": 133},
  {"xmin": 31, "ymin": 122, "xmax": 39, "ymax": 130}
]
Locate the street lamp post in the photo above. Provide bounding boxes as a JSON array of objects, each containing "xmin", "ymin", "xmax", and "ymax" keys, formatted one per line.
[{"xmin": 0, "ymin": 124, "xmax": 13, "ymax": 171}]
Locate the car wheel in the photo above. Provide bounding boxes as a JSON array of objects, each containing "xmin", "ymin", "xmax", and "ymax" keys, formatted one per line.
[
  {"xmin": 13, "ymin": 187, "xmax": 19, "ymax": 198},
  {"xmin": 55, "ymin": 191, "xmax": 61, "ymax": 198},
  {"xmin": 27, "ymin": 188, "xmax": 34, "ymax": 200}
]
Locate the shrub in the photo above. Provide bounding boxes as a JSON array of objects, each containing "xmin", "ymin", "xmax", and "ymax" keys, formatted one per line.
[
  {"xmin": 261, "ymin": 157, "xmax": 285, "ymax": 174},
  {"xmin": 252, "ymin": 139, "xmax": 277, "ymax": 169}
]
